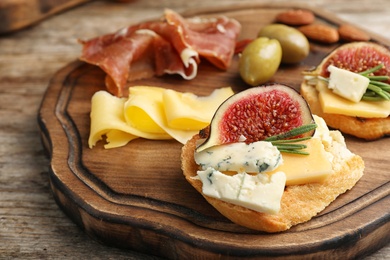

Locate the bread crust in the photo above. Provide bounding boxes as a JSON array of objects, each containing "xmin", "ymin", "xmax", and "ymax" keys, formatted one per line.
[
  {"xmin": 181, "ymin": 133, "xmax": 364, "ymax": 232},
  {"xmin": 300, "ymin": 81, "xmax": 390, "ymax": 140}
]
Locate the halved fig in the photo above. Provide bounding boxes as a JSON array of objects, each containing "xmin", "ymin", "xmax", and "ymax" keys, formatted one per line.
[
  {"xmin": 196, "ymin": 84, "xmax": 314, "ymax": 152},
  {"xmin": 306, "ymin": 42, "xmax": 390, "ymax": 81}
]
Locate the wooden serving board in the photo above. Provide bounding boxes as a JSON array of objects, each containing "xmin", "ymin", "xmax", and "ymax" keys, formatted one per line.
[{"xmin": 38, "ymin": 3, "xmax": 390, "ymax": 259}]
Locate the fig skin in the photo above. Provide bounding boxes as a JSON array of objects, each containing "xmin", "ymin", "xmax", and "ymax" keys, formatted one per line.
[
  {"xmin": 196, "ymin": 83, "xmax": 314, "ymax": 152},
  {"xmin": 305, "ymin": 42, "xmax": 390, "ymax": 80}
]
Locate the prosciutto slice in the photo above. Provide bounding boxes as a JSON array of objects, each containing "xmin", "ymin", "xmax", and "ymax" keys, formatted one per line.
[{"xmin": 79, "ymin": 9, "xmax": 241, "ymax": 97}]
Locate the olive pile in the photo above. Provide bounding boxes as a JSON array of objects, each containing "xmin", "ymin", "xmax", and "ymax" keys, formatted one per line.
[{"xmin": 239, "ymin": 24, "xmax": 309, "ymax": 86}]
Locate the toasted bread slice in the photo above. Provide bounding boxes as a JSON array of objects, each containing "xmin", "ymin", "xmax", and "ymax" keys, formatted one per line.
[
  {"xmin": 181, "ymin": 129, "xmax": 364, "ymax": 232},
  {"xmin": 300, "ymin": 81, "xmax": 390, "ymax": 140}
]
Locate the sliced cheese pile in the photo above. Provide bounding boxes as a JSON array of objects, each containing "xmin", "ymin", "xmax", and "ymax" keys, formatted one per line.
[
  {"xmin": 89, "ymin": 86, "xmax": 234, "ymax": 148},
  {"xmin": 193, "ymin": 115, "xmax": 336, "ymax": 214}
]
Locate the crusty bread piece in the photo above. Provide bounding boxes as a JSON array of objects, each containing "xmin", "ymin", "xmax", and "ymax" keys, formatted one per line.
[
  {"xmin": 300, "ymin": 81, "xmax": 390, "ymax": 140},
  {"xmin": 181, "ymin": 130, "xmax": 364, "ymax": 232}
]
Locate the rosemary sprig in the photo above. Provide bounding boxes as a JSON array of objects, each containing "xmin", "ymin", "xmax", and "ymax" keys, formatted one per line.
[
  {"xmin": 359, "ymin": 64, "xmax": 390, "ymax": 101},
  {"xmin": 265, "ymin": 123, "xmax": 317, "ymax": 141},
  {"xmin": 367, "ymin": 84, "xmax": 390, "ymax": 100},
  {"xmin": 265, "ymin": 123, "xmax": 317, "ymax": 155},
  {"xmin": 359, "ymin": 64, "xmax": 384, "ymax": 76},
  {"xmin": 370, "ymin": 80, "xmax": 390, "ymax": 91},
  {"xmin": 367, "ymin": 75, "xmax": 389, "ymax": 81}
]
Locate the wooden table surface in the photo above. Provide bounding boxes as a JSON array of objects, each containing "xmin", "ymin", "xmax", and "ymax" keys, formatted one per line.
[{"xmin": 0, "ymin": 0, "xmax": 389, "ymax": 259}]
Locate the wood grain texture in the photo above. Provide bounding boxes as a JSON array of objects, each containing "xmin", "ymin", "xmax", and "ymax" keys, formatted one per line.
[
  {"xmin": 37, "ymin": 4, "xmax": 390, "ymax": 259},
  {"xmin": 0, "ymin": 0, "xmax": 93, "ymax": 34},
  {"xmin": 1, "ymin": 0, "xmax": 390, "ymax": 259}
]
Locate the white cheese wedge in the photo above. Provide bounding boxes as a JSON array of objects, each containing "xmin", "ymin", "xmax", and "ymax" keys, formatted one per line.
[
  {"xmin": 194, "ymin": 140, "xmax": 282, "ymax": 173},
  {"xmin": 317, "ymin": 80, "xmax": 390, "ymax": 118},
  {"xmin": 196, "ymin": 168, "xmax": 286, "ymax": 214},
  {"xmin": 327, "ymin": 65, "xmax": 369, "ymax": 102}
]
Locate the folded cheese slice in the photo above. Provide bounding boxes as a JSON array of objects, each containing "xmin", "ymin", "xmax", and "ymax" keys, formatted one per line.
[
  {"xmin": 124, "ymin": 86, "xmax": 198, "ymax": 144},
  {"xmin": 89, "ymin": 86, "xmax": 234, "ymax": 148},
  {"xmin": 163, "ymin": 87, "xmax": 234, "ymax": 130},
  {"xmin": 88, "ymin": 91, "xmax": 170, "ymax": 149}
]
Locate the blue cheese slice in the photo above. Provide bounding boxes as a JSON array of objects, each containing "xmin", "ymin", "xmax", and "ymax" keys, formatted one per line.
[
  {"xmin": 194, "ymin": 141, "xmax": 282, "ymax": 173},
  {"xmin": 196, "ymin": 168, "xmax": 286, "ymax": 214}
]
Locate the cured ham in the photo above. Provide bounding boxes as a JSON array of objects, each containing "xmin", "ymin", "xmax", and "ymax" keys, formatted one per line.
[{"xmin": 80, "ymin": 9, "xmax": 241, "ymax": 97}]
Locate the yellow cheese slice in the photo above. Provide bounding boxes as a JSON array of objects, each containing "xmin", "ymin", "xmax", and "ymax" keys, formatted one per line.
[
  {"xmin": 124, "ymin": 86, "xmax": 167, "ymax": 134},
  {"xmin": 105, "ymin": 130, "xmax": 138, "ymax": 149},
  {"xmin": 268, "ymin": 138, "xmax": 333, "ymax": 185},
  {"xmin": 89, "ymin": 91, "xmax": 170, "ymax": 149},
  {"xmin": 317, "ymin": 81, "xmax": 390, "ymax": 118},
  {"xmin": 124, "ymin": 86, "xmax": 199, "ymax": 144},
  {"xmin": 163, "ymin": 87, "xmax": 234, "ymax": 130},
  {"xmin": 90, "ymin": 86, "xmax": 235, "ymax": 148}
]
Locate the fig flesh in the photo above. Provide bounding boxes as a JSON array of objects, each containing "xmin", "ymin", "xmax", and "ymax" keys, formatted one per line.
[
  {"xmin": 307, "ymin": 42, "xmax": 390, "ymax": 82},
  {"xmin": 196, "ymin": 84, "xmax": 314, "ymax": 152}
]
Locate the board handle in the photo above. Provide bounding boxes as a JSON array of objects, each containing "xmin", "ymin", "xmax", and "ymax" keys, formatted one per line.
[{"xmin": 0, "ymin": 0, "xmax": 135, "ymax": 34}]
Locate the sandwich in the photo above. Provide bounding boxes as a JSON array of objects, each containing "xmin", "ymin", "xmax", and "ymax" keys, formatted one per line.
[
  {"xmin": 181, "ymin": 84, "xmax": 364, "ymax": 232},
  {"xmin": 301, "ymin": 42, "xmax": 390, "ymax": 140}
]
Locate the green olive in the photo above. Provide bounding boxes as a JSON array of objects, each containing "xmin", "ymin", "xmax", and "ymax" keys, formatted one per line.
[
  {"xmin": 258, "ymin": 24, "xmax": 309, "ymax": 64},
  {"xmin": 239, "ymin": 37, "xmax": 282, "ymax": 86}
]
